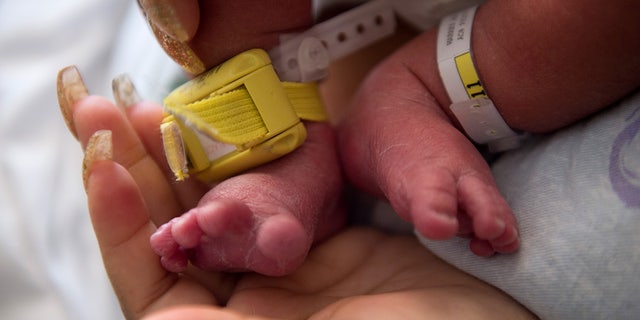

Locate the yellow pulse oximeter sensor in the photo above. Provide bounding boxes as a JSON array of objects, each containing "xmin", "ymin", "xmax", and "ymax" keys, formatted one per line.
[
  {"xmin": 161, "ymin": 49, "xmax": 326, "ymax": 182},
  {"xmin": 161, "ymin": 0, "xmax": 396, "ymax": 183}
]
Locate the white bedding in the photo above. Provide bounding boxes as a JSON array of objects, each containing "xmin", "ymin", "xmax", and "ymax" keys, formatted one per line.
[
  {"xmin": 0, "ymin": 1, "xmax": 179, "ymax": 319},
  {"xmin": 420, "ymin": 91, "xmax": 640, "ymax": 319}
]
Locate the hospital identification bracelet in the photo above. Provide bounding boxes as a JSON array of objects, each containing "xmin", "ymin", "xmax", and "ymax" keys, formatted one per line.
[{"xmin": 437, "ymin": 6, "xmax": 523, "ymax": 152}]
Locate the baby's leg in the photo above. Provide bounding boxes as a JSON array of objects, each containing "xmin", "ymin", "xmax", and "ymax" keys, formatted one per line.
[
  {"xmin": 150, "ymin": 122, "xmax": 345, "ymax": 276},
  {"xmin": 338, "ymin": 35, "xmax": 519, "ymax": 257},
  {"xmin": 139, "ymin": 1, "xmax": 343, "ymax": 276}
]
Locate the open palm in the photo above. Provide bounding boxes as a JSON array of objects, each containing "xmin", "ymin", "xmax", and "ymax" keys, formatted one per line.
[
  {"xmin": 88, "ymin": 158, "xmax": 532, "ymax": 320},
  {"xmin": 66, "ymin": 77, "xmax": 533, "ymax": 319}
]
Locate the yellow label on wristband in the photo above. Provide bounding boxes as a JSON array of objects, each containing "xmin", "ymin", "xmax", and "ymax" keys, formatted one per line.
[
  {"xmin": 455, "ymin": 52, "xmax": 488, "ymax": 100},
  {"xmin": 437, "ymin": 6, "xmax": 524, "ymax": 152}
]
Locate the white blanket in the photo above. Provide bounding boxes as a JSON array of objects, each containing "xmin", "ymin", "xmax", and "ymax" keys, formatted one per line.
[
  {"xmin": 0, "ymin": 1, "xmax": 179, "ymax": 319},
  {"xmin": 420, "ymin": 91, "xmax": 640, "ymax": 319}
]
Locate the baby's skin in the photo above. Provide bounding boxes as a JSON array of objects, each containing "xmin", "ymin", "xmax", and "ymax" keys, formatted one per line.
[
  {"xmin": 136, "ymin": 1, "xmax": 347, "ymax": 276},
  {"xmin": 144, "ymin": 1, "xmax": 522, "ymax": 275},
  {"xmin": 337, "ymin": 32, "xmax": 520, "ymax": 257},
  {"xmin": 144, "ymin": 0, "xmax": 640, "ymax": 273},
  {"xmin": 149, "ymin": 121, "xmax": 346, "ymax": 276},
  {"xmin": 61, "ymin": 67, "xmax": 345, "ymax": 277},
  {"xmin": 334, "ymin": 0, "xmax": 640, "ymax": 257}
]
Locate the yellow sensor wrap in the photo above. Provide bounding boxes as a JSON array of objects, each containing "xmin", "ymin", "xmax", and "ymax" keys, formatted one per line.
[
  {"xmin": 161, "ymin": 49, "xmax": 326, "ymax": 182},
  {"xmin": 454, "ymin": 52, "xmax": 488, "ymax": 100}
]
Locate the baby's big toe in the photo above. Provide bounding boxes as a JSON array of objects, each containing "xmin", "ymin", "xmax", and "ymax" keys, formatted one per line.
[{"xmin": 256, "ymin": 214, "xmax": 310, "ymax": 267}]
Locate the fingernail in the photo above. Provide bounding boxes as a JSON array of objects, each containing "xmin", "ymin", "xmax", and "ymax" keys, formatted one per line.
[
  {"xmin": 150, "ymin": 21, "xmax": 205, "ymax": 74},
  {"xmin": 112, "ymin": 74, "xmax": 142, "ymax": 110},
  {"xmin": 57, "ymin": 65, "xmax": 89, "ymax": 139},
  {"xmin": 161, "ymin": 121, "xmax": 189, "ymax": 181},
  {"xmin": 139, "ymin": 0, "xmax": 190, "ymax": 42},
  {"xmin": 83, "ymin": 130, "xmax": 113, "ymax": 189}
]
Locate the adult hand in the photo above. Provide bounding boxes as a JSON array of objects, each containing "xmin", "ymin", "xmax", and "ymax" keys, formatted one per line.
[
  {"xmin": 57, "ymin": 66, "xmax": 534, "ymax": 319},
  {"xmin": 136, "ymin": 0, "xmax": 313, "ymax": 74},
  {"xmin": 87, "ymin": 153, "xmax": 534, "ymax": 319}
]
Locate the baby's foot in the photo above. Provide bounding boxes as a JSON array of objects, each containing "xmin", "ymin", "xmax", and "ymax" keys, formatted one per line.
[
  {"xmin": 151, "ymin": 198, "xmax": 311, "ymax": 275},
  {"xmin": 338, "ymin": 35, "xmax": 519, "ymax": 256},
  {"xmin": 150, "ymin": 123, "xmax": 345, "ymax": 276}
]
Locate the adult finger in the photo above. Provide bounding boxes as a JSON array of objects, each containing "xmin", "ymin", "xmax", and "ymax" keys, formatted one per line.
[
  {"xmin": 57, "ymin": 66, "xmax": 182, "ymax": 225},
  {"xmin": 137, "ymin": 0, "xmax": 200, "ymax": 42},
  {"xmin": 138, "ymin": 0, "xmax": 205, "ymax": 74},
  {"xmin": 143, "ymin": 305, "xmax": 269, "ymax": 320},
  {"xmin": 138, "ymin": 1, "xmax": 313, "ymax": 74},
  {"xmin": 112, "ymin": 74, "xmax": 206, "ymax": 215},
  {"xmin": 84, "ymin": 139, "xmax": 216, "ymax": 319}
]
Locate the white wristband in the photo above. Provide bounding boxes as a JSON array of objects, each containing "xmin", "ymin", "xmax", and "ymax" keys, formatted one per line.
[
  {"xmin": 437, "ymin": 6, "xmax": 523, "ymax": 152},
  {"xmin": 270, "ymin": 0, "xmax": 396, "ymax": 82}
]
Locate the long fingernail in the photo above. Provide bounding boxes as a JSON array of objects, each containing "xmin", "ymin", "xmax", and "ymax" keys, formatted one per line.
[
  {"xmin": 83, "ymin": 130, "xmax": 113, "ymax": 189},
  {"xmin": 137, "ymin": 0, "xmax": 203, "ymax": 73},
  {"xmin": 150, "ymin": 22, "xmax": 205, "ymax": 74},
  {"xmin": 139, "ymin": 0, "xmax": 190, "ymax": 42},
  {"xmin": 112, "ymin": 74, "xmax": 142, "ymax": 110},
  {"xmin": 161, "ymin": 121, "xmax": 189, "ymax": 181},
  {"xmin": 57, "ymin": 65, "xmax": 89, "ymax": 139}
]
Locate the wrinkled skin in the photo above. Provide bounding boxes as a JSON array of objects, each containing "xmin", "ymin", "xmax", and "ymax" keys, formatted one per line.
[
  {"xmin": 55, "ymin": 79, "xmax": 534, "ymax": 318},
  {"xmin": 139, "ymin": 0, "xmax": 345, "ymax": 276},
  {"xmin": 141, "ymin": 0, "xmax": 519, "ymax": 277},
  {"xmin": 73, "ymin": 95, "xmax": 534, "ymax": 318}
]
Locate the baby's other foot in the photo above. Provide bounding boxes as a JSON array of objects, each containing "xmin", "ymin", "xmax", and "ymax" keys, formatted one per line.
[{"xmin": 337, "ymin": 37, "xmax": 519, "ymax": 256}]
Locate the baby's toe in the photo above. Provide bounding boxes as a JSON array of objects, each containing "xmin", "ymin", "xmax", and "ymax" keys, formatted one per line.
[
  {"xmin": 458, "ymin": 175, "xmax": 519, "ymax": 243},
  {"xmin": 195, "ymin": 199, "xmax": 255, "ymax": 236},
  {"xmin": 491, "ymin": 225, "xmax": 520, "ymax": 254},
  {"xmin": 150, "ymin": 222, "xmax": 178, "ymax": 256},
  {"xmin": 469, "ymin": 238, "xmax": 496, "ymax": 257},
  {"xmin": 398, "ymin": 168, "xmax": 460, "ymax": 240},
  {"xmin": 159, "ymin": 249, "xmax": 189, "ymax": 273},
  {"xmin": 150, "ymin": 221, "xmax": 189, "ymax": 272},
  {"xmin": 171, "ymin": 212, "xmax": 204, "ymax": 249},
  {"xmin": 256, "ymin": 214, "xmax": 310, "ymax": 265}
]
